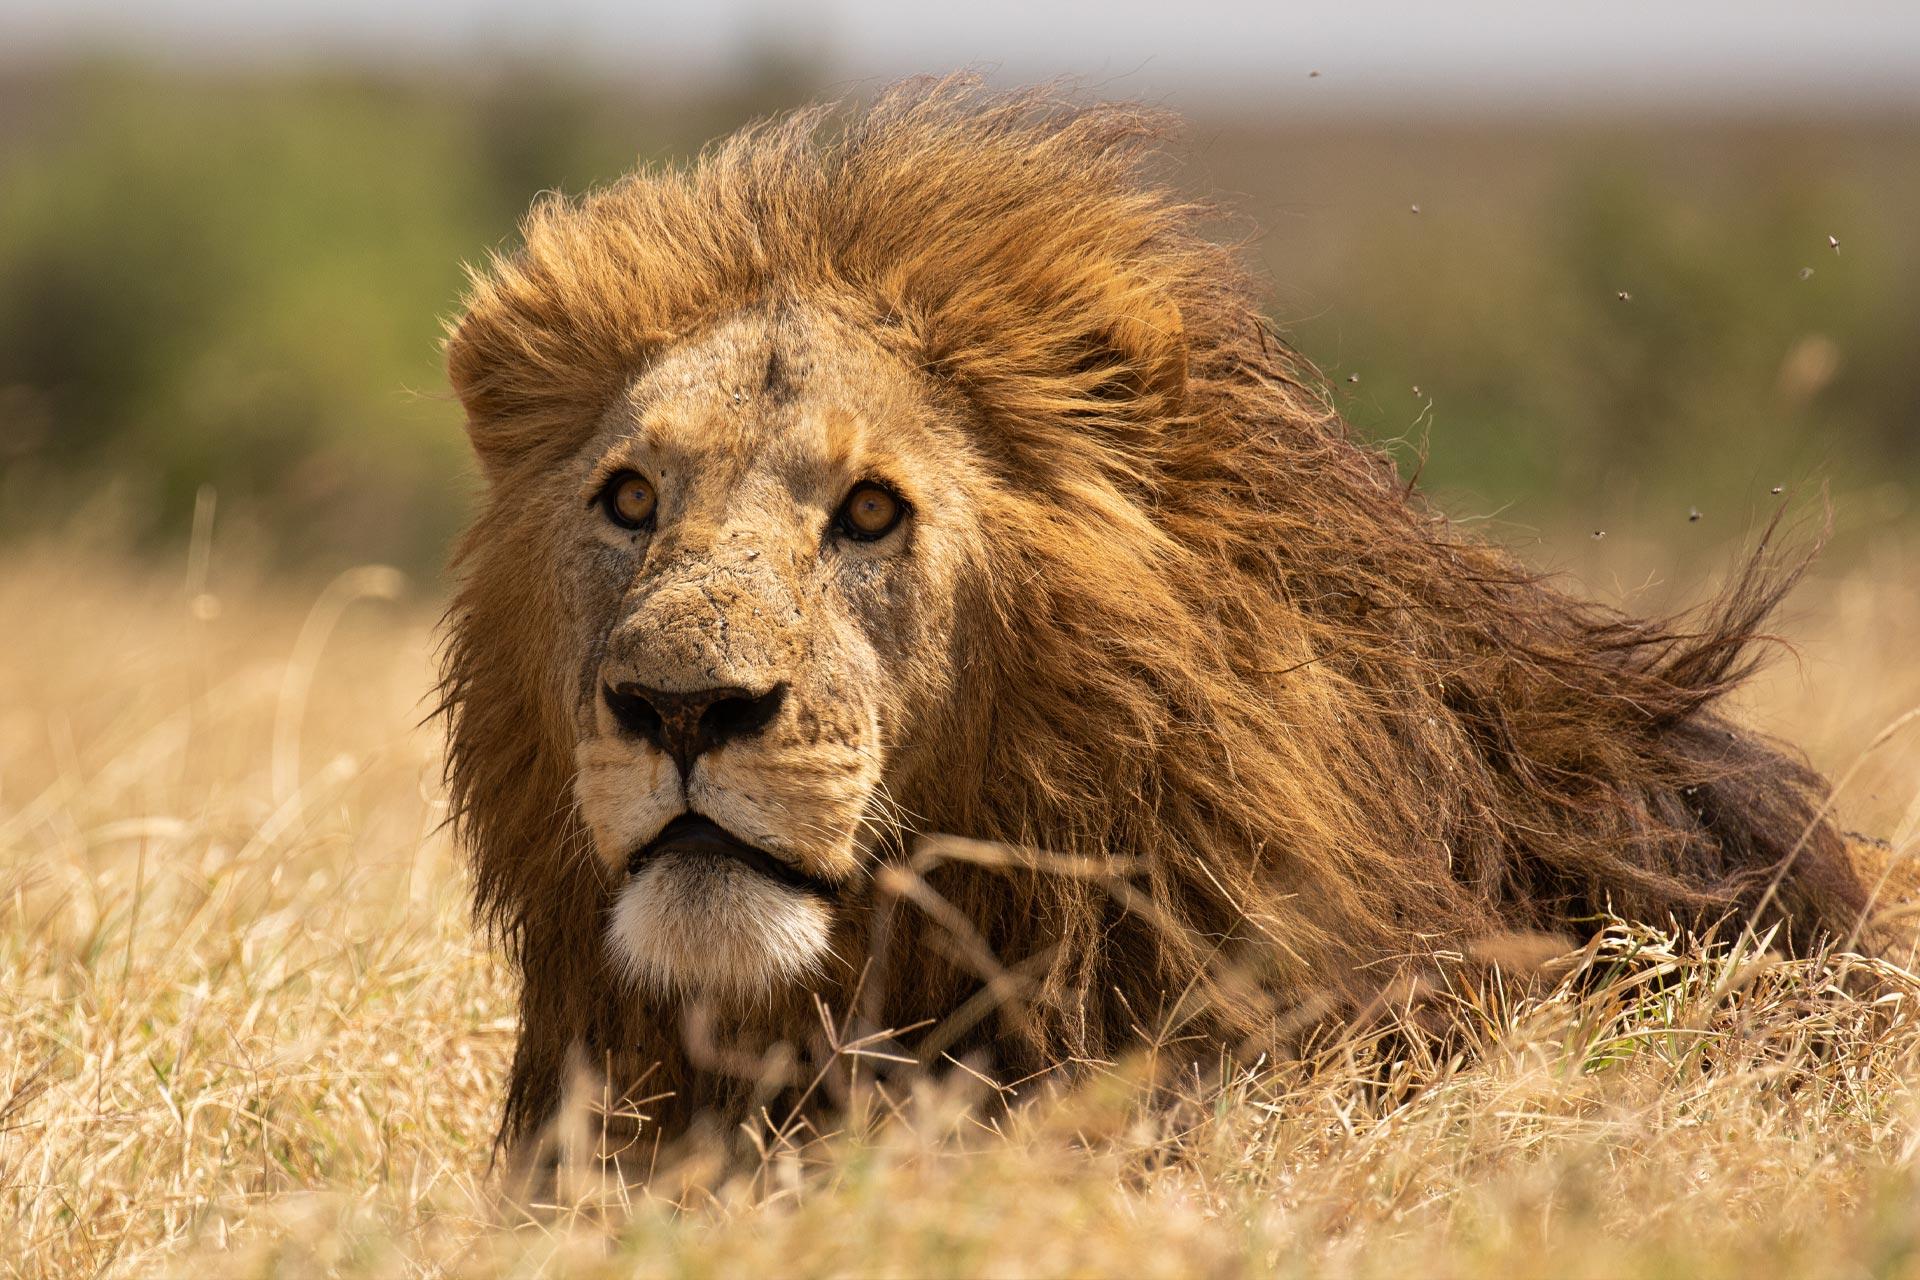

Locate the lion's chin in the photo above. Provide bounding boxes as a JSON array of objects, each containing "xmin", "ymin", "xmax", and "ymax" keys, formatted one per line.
[{"xmin": 607, "ymin": 853, "xmax": 836, "ymax": 1005}]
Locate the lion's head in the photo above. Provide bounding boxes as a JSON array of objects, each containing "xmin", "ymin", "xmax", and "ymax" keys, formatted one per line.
[
  {"xmin": 442, "ymin": 80, "xmax": 1874, "ymax": 1154},
  {"xmin": 515, "ymin": 303, "xmax": 994, "ymax": 1002}
]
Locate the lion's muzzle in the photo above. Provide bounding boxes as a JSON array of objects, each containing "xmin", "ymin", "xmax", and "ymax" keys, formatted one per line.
[
  {"xmin": 627, "ymin": 813, "xmax": 839, "ymax": 901},
  {"xmin": 606, "ymin": 809, "xmax": 841, "ymax": 1004}
]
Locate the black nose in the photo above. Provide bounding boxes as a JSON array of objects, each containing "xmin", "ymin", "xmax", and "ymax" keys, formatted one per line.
[{"xmin": 603, "ymin": 681, "xmax": 788, "ymax": 782}]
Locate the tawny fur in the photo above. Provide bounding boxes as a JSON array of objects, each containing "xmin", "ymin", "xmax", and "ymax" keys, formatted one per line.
[{"xmin": 441, "ymin": 78, "xmax": 1878, "ymax": 1161}]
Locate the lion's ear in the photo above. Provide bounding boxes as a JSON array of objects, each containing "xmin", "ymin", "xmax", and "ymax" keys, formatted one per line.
[
  {"xmin": 443, "ymin": 270, "xmax": 665, "ymax": 486},
  {"xmin": 445, "ymin": 314, "xmax": 510, "ymax": 481},
  {"xmin": 445, "ymin": 310, "xmax": 559, "ymax": 485}
]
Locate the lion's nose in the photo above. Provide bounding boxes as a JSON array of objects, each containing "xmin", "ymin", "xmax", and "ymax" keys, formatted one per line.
[{"xmin": 603, "ymin": 681, "xmax": 788, "ymax": 783}]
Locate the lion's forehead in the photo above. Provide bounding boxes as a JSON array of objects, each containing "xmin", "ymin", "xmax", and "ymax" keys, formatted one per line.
[
  {"xmin": 606, "ymin": 312, "xmax": 944, "ymax": 506},
  {"xmin": 614, "ymin": 306, "xmax": 913, "ymax": 469}
]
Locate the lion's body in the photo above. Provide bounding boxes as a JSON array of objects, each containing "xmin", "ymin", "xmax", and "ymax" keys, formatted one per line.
[{"xmin": 443, "ymin": 81, "xmax": 1876, "ymax": 1163}]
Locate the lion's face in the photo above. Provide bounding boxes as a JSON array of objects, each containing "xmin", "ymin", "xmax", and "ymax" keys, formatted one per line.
[{"xmin": 552, "ymin": 305, "xmax": 984, "ymax": 1002}]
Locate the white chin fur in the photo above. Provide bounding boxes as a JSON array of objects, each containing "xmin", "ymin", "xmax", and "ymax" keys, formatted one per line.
[{"xmin": 607, "ymin": 853, "xmax": 835, "ymax": 1004}]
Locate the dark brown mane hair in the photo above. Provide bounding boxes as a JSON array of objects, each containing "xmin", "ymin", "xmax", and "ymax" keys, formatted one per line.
[{"xmin": 442, "ymin": 77, "xmax": 1875, "ymax": 1153}]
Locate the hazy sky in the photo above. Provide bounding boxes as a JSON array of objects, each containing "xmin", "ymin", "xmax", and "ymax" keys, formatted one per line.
[{"xmin": 6, "ymin": 0, "xmax": 1920, "ymax": 113}]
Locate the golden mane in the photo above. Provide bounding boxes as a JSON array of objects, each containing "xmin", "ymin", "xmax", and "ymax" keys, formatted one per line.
[{"xmin": 443, "ymin": 78, "xmax": 1874, "ymax": 1152}]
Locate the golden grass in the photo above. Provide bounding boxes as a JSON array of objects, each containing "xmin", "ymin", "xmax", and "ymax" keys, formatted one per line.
[{"xmin": 3, "ymin": 536, "xmax": 1918, "ymax": 1279}]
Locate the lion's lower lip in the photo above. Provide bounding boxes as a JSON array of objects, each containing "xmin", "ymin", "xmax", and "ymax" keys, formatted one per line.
[{"xmin": 628, "ymin": 814, "xmax": 838, "ymax": 901}]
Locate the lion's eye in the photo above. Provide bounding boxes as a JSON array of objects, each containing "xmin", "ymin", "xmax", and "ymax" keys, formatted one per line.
[
  {"xmin": 835, "ymin": 482, "xmax": 906, "ymax": 541},
  {"xmin": 597, "ymin": 471, "xmax": 657, "ymax": 530}
]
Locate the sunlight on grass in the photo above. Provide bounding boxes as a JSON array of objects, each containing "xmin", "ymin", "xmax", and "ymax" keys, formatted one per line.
[{"xmin": 2, "ymin": 540, "xmax": 1917, "ymax": 1278}]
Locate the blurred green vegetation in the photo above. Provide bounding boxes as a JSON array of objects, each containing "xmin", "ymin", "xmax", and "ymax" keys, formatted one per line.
[
  {"xmin": 1223, "ymin": 120, "xmax": 1920, "ymax": 542},
  {"xmin": 1, "ymin": 61, "xmax": 1915, "ymax": 573}
]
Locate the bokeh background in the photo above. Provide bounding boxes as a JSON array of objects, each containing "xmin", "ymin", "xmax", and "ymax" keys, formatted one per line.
[{"xmin": 1, "ymin": 1, "xmax": 1916, "ymax": 576}]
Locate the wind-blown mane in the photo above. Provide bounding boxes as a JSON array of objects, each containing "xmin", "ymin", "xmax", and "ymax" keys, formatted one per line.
[{"xmin": 443, "ymin": 78, "xmax": 1874, "ymax": 1152}]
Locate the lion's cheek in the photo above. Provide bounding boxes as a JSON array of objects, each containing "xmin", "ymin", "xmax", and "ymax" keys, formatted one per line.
[
  {"xmin": 692, "ymin": 743, "xmax": 879, "ymax": 880},
  {"xmin": 571, "ymin": 739, "xmax": 680, "ymax": 870}
]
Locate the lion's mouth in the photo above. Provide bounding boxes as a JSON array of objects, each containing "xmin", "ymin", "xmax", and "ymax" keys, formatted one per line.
[{"xmin": 627, "ymin": 814, "xmax": 839, "ymax": 901}]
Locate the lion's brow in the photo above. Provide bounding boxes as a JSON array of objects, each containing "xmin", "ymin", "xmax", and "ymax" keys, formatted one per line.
[{"xmin": 817, "ymin": 407, "xmax": 866, "ymax": 474}]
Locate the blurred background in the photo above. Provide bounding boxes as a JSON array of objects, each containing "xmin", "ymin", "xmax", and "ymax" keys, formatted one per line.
[{"xmin": 1, "ymin": 0, "xmax": 1916, "ymax": 577}]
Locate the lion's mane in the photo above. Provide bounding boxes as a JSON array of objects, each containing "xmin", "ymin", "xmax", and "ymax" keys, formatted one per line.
[{"xmin": 443, "ymin": 80, "xmax": 1873, "ymax": 1152}]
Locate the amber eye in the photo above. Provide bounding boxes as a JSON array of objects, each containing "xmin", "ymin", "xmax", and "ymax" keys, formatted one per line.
[
  {"xmin": 835, "ymin": 481, "xmax": 906, "ymax": 541},
  {"xmin": 597, "ymin": 471, "xmax": 656, "ymax": 530}
]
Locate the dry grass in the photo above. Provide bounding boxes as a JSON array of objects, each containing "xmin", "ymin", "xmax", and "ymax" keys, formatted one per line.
[{"xmin": 3, "ymin": 535, "xmax": 1918, "ymax": 1279}]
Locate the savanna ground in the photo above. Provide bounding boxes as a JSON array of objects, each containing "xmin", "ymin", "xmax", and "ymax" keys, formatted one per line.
[
  {"xmin": 2, "ymin": 521, "xmax": 1917, "ymax": 1279},
  {"xmin": 5, "ymin": 58, "xmax": 1920, "ymax": 1280}
]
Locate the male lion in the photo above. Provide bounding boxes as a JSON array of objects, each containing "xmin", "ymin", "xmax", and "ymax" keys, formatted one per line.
[{"xmin": 442, "ymin": 81, "xmax": 1879, "ymax": 1165}]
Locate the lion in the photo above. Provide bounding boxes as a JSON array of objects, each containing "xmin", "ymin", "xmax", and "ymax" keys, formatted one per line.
[{"xmin": 440, "ymin": 79, "xmax": 1882, "ymax": 1168}]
